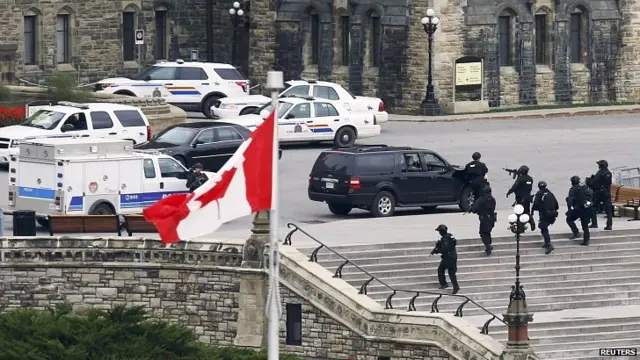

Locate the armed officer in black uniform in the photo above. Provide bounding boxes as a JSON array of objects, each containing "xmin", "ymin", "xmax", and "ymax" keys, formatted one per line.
[
  {"xmin": 589, "ymin": 160, "xmax": 613, "ymax": 230},
  {"xmin": 506, "ymin": 165, "xmax": 536, "ymax": 230},
  {"xmin": 566, "ymin": 175, "xmax": 593, "ymax": 246},
  {"xmin": 532, "ymin": 181, "xmax": 559, "ymax": 254},
  {"xmin": 186, "ymin": 163, "xmax": 209, "ymax": 192},
  {"xmin": 431, "ymin": 224, "xmax": 460, "ymax": 294},
  {"xmin": 464, "ymin": 152, "xmax": 489, "ymax": 198},
  {"xmin": 471, "ymin": 186, "xmax": 496, "ymax": 255}
]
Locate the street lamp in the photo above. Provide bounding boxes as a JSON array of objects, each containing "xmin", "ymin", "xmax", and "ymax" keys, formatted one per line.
[
  {"xmin": 228, "ymin": 1, "xmax": 247, "ymax": 66},
  {"xmin": 419, "ymin": 9, "xmax": 441, "ymax": 116},
  {"xmin": 504, "ymin": 204, "xmax": 534, "ymax": 349}
]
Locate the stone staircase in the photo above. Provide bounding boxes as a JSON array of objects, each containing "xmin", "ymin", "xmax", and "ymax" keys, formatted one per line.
[{"xmin": 298, "ymin": 228, "xmax": 640, "ymax": 359}]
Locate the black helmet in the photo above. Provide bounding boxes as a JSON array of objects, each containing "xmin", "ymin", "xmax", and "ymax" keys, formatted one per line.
[
  {"xmin": 472, "ymin": 152, "xmax": 481, "ymax": 161},
  {"xmin": 538, "ymin": 181, "xmax": 547, "ymax": 190},
  {"xmin": 570, "ymin": 175, "xmax": 580, "ymax": 186},
  {"xmin": 597, "ymin": 160, "xmax": 608, "ymax": 168},
  {"xmin": 518, "ymin": 165, "xmax": 529, "ymax": 175},
  {"xmin": 193, "ymin": 163, "xmax": 203, "ymax": 169},
  {"xmin": 435, "ymin": 224, "xmax": 448, "ymax": 233}
]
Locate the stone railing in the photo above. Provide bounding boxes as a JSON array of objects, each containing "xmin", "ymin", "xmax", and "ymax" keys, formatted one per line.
[
  {"xmin": 6, "ymin": 85, "xmax": 187, "ymax": 133},
  {"xmin": 0, "ymin": 237, "xmax": 243, "ymax": 267}
]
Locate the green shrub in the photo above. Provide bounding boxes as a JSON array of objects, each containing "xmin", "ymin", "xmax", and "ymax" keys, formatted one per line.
[
  {"xmin": 0, "ymin": 303, "xmax": 301, "ymax": 360},
  {"xmin": 0, "ymin": 83, "xmax": 9, "ymax": 101},
  {"xmin": 45, "ymin": 72, "xmax": 92, "ymax": 103}
]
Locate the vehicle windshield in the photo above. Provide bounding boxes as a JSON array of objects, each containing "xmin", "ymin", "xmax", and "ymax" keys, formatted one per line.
[
  {"xmin": 257, "ymin": 102, "xmax": 294, "ymax": 118},
  {"xmin": 21, "ymin": 110, "xmax": 66, "ymax": 130},
  {"xmin": 153, "ymin": 126, "xmax": 199, "ymax": 145}
]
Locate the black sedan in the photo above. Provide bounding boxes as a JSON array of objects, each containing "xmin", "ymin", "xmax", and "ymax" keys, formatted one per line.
[{"xmin": 134, "ymin": 122, "xmax": 282, "ymax": 172}]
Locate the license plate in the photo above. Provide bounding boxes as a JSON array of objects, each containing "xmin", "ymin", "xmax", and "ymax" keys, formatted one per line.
[{"xmin": 325, "ymin": 182, "xmax": 334, "ymax": 189}]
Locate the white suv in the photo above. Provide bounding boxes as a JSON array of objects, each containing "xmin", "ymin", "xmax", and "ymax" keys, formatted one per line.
[
  {"xmin": 95, "ymin": 60, "xmax": 249, "ymax": 118},
  {"xmin": 0, "ymin": 102, "xmax": 151, "ymax": 163}
]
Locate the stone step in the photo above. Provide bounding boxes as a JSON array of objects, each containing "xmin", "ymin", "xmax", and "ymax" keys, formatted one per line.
[
  {"xmin": 317, "ymin": 239, "xmax": 640, "ymax": 268},
  {"xmin": 533, "ymin": 337, "xmax": 639, "ymax": 355},
  {"xmin": 522, "ymin": 328, "xmax": 640, "ymax": 344},
  {"xmin": 490, "ymin": 319, "xmax": 640, "ymax": 337},
  {"xmin": 341, "ymin": 258, "xmax": 640, "ymax": 282},
  {"xmin": 364, "ymin": 275, "xmax": 640, "ymax": 295}
]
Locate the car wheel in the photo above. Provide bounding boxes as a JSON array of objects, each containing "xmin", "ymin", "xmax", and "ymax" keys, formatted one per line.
[
  {"xmin": 36, "ymin": 218, "xmax": 49, "ymax": 229},
  {"xmin": 174, "ymin": 156, "xmax": 187, "ymax": 167},
  {"xmin": 421, "ymin": 205, "xmax": 438, "ymax": 212},
  {"xmin": 203, "ymin": 96, "xmax": 221, "ymax": 119},
  {"xmin": 239, "ymin": 107, "xmax": 258, "ymax": 116},
  {"xmin": 371, "ymin": 191, "xmax": 396, "ymax": 217},
  {"xmin": 458, "ymin": 186, "xmax": 474, "ymax": 212},
  {"xmin": 90, "ymin": 203, "xmax": 114, "ymax": 215},
  {"xmin": 328, "ymin": 203, "xmax": 353, "ymax": 216},
  {"xmin": 333, "ymin": 127, "xmax": 357, "ymax": 148}
]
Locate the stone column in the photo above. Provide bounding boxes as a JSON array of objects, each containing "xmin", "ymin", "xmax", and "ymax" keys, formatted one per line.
[
  {"xmin": 501, "ymin": 297, "xmax": 539, "ymax": 360},
  {"xmin": 242, "ymin": 210, "xmax": 269, "ymax": 268}
]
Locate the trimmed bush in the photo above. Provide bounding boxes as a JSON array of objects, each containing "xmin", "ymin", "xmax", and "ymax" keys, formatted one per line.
[
  {"xmin": 0, "ymin": 303, "xmax": 300, "ymax": 360},
  {"xmin": 45, "ymin": 73, "xmax": 92, "ymax": 103}
]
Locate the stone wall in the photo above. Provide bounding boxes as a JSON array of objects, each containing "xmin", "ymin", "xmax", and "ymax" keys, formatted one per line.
[{"xmin": 0, "ymin": 237, "xmax": 506, "ymax": 359}]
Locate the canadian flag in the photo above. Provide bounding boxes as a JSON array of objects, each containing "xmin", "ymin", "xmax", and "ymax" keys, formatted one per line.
[{"xmin": 143, "ymin": 111, "xmax": 275, "ymax": 243}]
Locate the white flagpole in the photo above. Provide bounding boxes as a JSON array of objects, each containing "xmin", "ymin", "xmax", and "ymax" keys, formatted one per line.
[{"xmin": 265, "ymin": 71, "xmax": 284, "ymax": 360}]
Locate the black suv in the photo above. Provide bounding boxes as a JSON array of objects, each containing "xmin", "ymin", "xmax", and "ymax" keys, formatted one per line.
[{"xmin": 308, "ymin": 145, "xmax": 474, "ymax": 217}]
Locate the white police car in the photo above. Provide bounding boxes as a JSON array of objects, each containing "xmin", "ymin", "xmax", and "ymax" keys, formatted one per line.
[
  {"xmin": 222, "ymin": 96, "xmax": 381, "ymax": 147},
  {"xmin": 213, "ymin": 79, "xmax": 389, "ymax": 123},
  {"xmin": 95, "ymin": 60, "xmax": 249, "ymax": 118}
]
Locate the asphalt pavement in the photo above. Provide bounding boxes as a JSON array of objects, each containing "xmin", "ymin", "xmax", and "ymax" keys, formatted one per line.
[{"xmin": 2, "ymin": 112, "xmax": 639, "ymax": 239}]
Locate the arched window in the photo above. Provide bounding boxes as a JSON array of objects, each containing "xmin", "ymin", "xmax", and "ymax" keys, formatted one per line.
[
  {"xmin": 308, "ymin": 9, "xmax": 320, "ymax": 65},
  {"xmin": 336, "ymin": 9, "xmax": 350, "ymax": 66},
  {"xmin": 122, "ymin": 5, "xmax": 138, "ymax": 62},
  {"xmin": 23, "ymin": 8, "xmax": 40, "ymax": 65},
  {"xmin": 534, "ymin": 7, "xmax": 552, "ymax": 65},
  {"xmin": 368, "ymin": 11, "xmax": 381, "ymax": 67},
  {"xmin": 56, "ymin": 7, "xmax": 73, "ymax": 64},
  {"xmin": 498, "ymin": 8, "xmax": 516, "ymax": 66},
  {"xmin": 570, "ymin": 6, "xmax": 588, "ymax": 63},
  {"xmin": 155, "ymin": 5, "xmax": 168, "ymax": 60}
]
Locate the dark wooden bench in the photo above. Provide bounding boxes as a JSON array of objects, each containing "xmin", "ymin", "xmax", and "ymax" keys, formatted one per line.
[
  {"xmin": 48, "ymin": 215, "xmax": 120, "ymax": 235},
  {"xmin": 122, "ymin": 214, "xmax": 157, "ymax": 236},
  {"xmin": 611, "ymin": 184, "xmax": 640, "ymax": 221}
]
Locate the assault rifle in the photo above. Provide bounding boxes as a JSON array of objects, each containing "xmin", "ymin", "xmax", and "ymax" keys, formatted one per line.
[{"xmin": 503, "ymin": 167, "xmax": 519, "ymax": 179}]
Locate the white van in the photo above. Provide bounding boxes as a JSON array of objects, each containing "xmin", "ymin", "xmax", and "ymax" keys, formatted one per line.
[
  {"xmin": 0, "ymin": 101, "xmax": 152, "ymax": 163},
  {"xmin": 7, "ymin": 137, "xmax": 214, "ymax": 227}
]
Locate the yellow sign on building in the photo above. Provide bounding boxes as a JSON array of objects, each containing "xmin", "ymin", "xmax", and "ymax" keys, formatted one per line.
[{"xmin": 455, "ymin": 62, "xmax": 483, "ymax": 86}]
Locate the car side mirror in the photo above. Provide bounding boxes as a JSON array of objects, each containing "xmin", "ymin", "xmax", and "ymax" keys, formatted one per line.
[
  {"xmin": 439, "ymin": 168, "xmax": 449, "ymax": 174},
  {"xmin": 285, "ymin": 114, "xmax": 295, "ymax": 119},
  {"xmin": 144, "ymin": 75, "xmax": 152, "ymax": 81},
  {"xmin": 61, "ymin": 123, "xmax": 74, "ymax": 132},
  {"xmin": 176, "ymin": 172, "xmax": 187, "ymax": 179},
  {"xmin": 259, "ymin": 109, "xmax": 269, "ymax": 119}
]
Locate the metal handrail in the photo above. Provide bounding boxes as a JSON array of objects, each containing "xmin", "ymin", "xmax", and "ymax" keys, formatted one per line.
[{"xmin": 284, "ymin": 222, "xmax": 507, "ymax": 335}]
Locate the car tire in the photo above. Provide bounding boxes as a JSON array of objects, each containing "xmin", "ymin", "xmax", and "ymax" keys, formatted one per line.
[
  {"xmin": 90, "ymin": 203, "xmax": 114, "ymax": 215},
  {"xmin": 36, "ymin": 218, "xmax": 49, "ymax": 229},
  {"xmin": 203, "ymin": 96, "xmax": 221, "ymax": 119},
  {"xmin": 333, "ymin": 127, "xmax": 357, "ymax": 148},
  {"xmin": 458, "ymin": 186, "xmax": 474, "ymax": 212},
  {"xmin": 239, "ymin": 107, "xmax": 258, "ymax": 116},
  {"xmin": 328, "ymin": 203, "xmax": 353, "ymax": 216},
  {"xmin": 371, "ymin": 191, "xmax": 396, "ymax": 217},
  {"xmin": 421, "ymin": 205, "xmax": 438, "ymax": 212},
  {"xmin": 174, "ymin": 155, "xmax": 187, "ymax": 167}
]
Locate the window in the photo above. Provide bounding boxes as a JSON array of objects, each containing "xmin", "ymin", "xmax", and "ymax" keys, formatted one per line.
[
  {"xmin": 310, "ymin": 13, "xmax": 320, "ymax": 64},
  {"xmin": 178, "ymin": 67, "xmax": 208, "ymax": 80},
  {"xmin": 23, "ymin": 110, "xmax": 66, "ymax": 130},
  {"xmin": 56, "ymin": 14, "xmax": 70, "ymax": 63},
  {"xmin": 287, "ymin": 103, "xmax": 311, "ymax": 118},
  {"xmin": 339, "ymin": 16, "xmax": 350, "ymax": 66},
  {"xmin": 122, "ymin": 11, "xmax": 135, "ymax": 61},
  {"xmin": 423, "ymin": 153, "xmax": 447, "ymax": 171},
  {"xmin": 194, "ymin": 129, "xmax": 214, "ymax": 144},
  {"xmin": 498, "ymin": 15, "xmax": 512, "ymax": 66},
  {"xmin": 314, "ymin": 103, "xmax": 339, "ymax": 117},
  {"xmin": 24, "ymin": 15, "xmax": 37, "ymax": 65},
  {"xmin": 90, "ymin": 111, "xmax": 114, "ymax": 129},
  {"xmin": 158, "ymin": 158, "xmax": 186, "ymax": 177},
  {"xmin": 114, "ymin": 110, "xmax": 146, "ymax": 127},
  {"xmin": 285, "ymin": 304, "xmax": 302, "ymax": 346},
  {"xmin": 214, "ymin": 127, "xmax": 243, "ymax": 141},
  {"xmin": 143, "ymin": 66, "xmax": 176, "ymax": 80},
  {"xmin": 570, "ymin": 12, "xmax": 583, "ymax": 63},
  {"xmin": 155, "ymin": 10, "xmax": 167, "ymax": 59},
  {"xmin": 370, "ymin": 14, "xmax": 381, "ymax": 67},
  {"xmin": 282, "ymin": 85, "xmax": 310, "ymax": 97},
  {"xmin": 313, "ymin": 86, "xmax": 339, "ymax": 100},
  {"xmin": 143, "ymin": 159, "xmax": 156, "ymax": 178},
  {"xmin": 62, "ymin": 113, "xmax": 88, "ymax": 131},
  {"xmin": 535, "ymin": 14, "xmax": 547, "ymax": 65},
  {"xmin": 377, "ymin": 357, "xmax": 391, "ymax": 360},
  {"xmin": 258, "ymin": 101, "xmax": 294, "ymax": 118},
  {"xmin": 401, "ymin": 153, "xmax": 423, "ymax": 172},
  {"xmin": 311, "ymin": 152, "xmax": 353, "ymax": 173},
  {"xmin": 354, "ymin": 154, "xmax": 395, "ymax": 175},
  {"xmin": 153, "ymin": 126, "xmax": 199, "ymax": 144},
  {"xmin": 214, "ymin": 68, "xmax": 245, "ymax": 80}
]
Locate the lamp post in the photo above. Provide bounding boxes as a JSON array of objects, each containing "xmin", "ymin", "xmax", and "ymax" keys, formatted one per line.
[
  {"xmin": 228, "ymin": 1, "xmax": 247, "ymax": 66},
  {"xmin": 504, "ymin": 204, "xmax": 534, "ymax": 349},
  {"xmin": 419, "ymin": 9, "xmax": 441, "ymax": 116}
]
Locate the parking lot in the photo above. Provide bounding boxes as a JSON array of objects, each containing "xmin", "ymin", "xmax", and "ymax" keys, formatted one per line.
[{"xmin": 2, "ymin": 113, "xmax": 640, "ymax": 239}]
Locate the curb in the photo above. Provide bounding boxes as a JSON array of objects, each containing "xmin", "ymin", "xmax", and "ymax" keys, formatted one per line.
[{"xmin": 389, "ymin": 106, "xmax": 640, "ymax": 123}]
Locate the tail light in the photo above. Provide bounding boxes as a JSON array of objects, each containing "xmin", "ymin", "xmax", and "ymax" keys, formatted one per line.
[
  {"xmin": 378, "ymin": 101, "xmax": 385, "ymax": 112},
  {"xmin": 349, "ymin": 177, "xmax": 361, "ymax": 190},
  {"xmin": 235, "ymin": 81, "xmax": 248, "ymax": 93},
  {"xmin": 308, "ymin": 175, "xmax": 312, "ymax": 185},
  {"xmin": 146, "ymin": 126, "xmax": 152, "ymax": 141}
]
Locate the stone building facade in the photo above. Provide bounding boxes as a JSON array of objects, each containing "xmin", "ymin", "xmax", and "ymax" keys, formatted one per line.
[{"xmin": 4, "ymin": 0, "xmax": 635, "ymax": 113}]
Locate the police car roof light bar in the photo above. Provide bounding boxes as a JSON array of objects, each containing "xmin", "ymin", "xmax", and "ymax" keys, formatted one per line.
[{"xmin": 58, "ymin": 101, "xmax": 89, "ymax": 109}]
